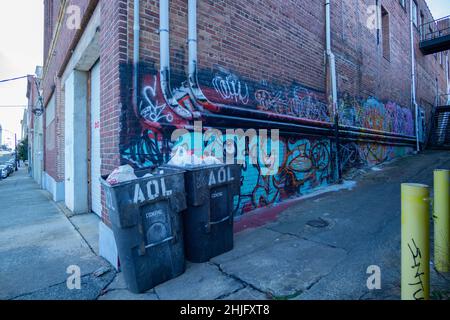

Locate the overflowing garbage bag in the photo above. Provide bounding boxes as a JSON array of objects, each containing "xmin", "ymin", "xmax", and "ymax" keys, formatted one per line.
[{"xmin": 106, "ymin": 165, "xmax": 138, "ymax": 185}]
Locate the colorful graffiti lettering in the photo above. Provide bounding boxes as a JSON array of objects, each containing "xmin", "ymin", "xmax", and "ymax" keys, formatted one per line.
[
  {"xmin": 235, "ymin": 137, "xmax": 332, "ymax": 214},
  {"xmin": 339, "ymin": 94, "xmax": 414, "ymax": 136}
]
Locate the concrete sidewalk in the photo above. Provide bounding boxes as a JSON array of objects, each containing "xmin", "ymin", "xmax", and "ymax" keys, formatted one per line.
[
  {"xmin": 99, "ymin": 150, "xmax": 450, "ymax": 300},
  {"xmin": 0, "ymin": 168, "xmax": 114, "ymax": 300}
]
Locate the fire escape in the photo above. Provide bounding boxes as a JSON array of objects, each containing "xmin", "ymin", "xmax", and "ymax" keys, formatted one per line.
[
  {"xmin": 428, "ymin": 94, "xmax": 450, "ymax": 149},
  {"xmin": 420, "ymin": 15, "xmax": 450, "ymax": 149}
]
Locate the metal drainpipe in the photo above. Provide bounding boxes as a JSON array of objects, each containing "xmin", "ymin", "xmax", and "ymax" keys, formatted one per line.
[
  {"xmin": 160, "ymin": 0, "xmax": 170, "ymax": 99},
  {"xmin": 325, "ymin": 0, "xmax": 342, "ymax": 182},
  {"xmin": 160, "ymin": 0, "xmax": 192, "ymax": 120},
  {"xmin": 188, "ymin": 0, "xmax": 197, "ymax": 88},
  {"xmin": 410, "ymin": 0, "xmax": 420, "ymax": 152},
  {"xmin": 187, "ymin": 0, "xmax": 207, "ymax": 105},
  {"xmin": 134, "ymin": 0, "xmax": 140, "ymax": 109}
]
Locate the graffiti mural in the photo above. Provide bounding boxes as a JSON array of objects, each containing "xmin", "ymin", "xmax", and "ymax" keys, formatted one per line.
[
  {"xmin": 199, "ymin": 67, "xmax": 331, "ymax": 124},
  {"xmin": 235, "ymin": 137, "xmax": 333, "ymax": 214},
  {"xmin": 119, "ymin": 62, "xmax": 415, "ymax": 217},
  {"xmin": 339, "ymin": 141, "xmax": 413, "ymax": 173},
  {"xmin": 254, "ymin": 86, "xmax": 330, "ymax": 122},
  {"xmin": 338, "ymin": 94, "xmax": 414, "ymax": 136},
  {"xmin": 121, "ymin": 70, "xmax": 193, "ymax": 168}
]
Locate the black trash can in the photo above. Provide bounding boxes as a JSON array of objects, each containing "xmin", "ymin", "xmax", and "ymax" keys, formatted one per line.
[
  {"xmin": 163, "ymin": 164, "xmax": 241, "ymax": 263},
  {"xmin": 101, "ymin": 167, "xmax": 187, "ymax": 293}
]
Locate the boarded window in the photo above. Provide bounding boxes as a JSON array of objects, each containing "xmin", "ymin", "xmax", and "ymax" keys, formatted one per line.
[{"xmin": 45, "ymin": 94, "xmax": 56, "ymax": 127}]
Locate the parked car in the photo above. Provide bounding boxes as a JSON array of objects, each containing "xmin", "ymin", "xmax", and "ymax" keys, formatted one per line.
[
  {"xmin": 0, "ymin": 166, "xmax": 8, "ymax": 179},
  {"xmin": 5, "ymin": 163, "xmax": 14, "ymax": 175}
]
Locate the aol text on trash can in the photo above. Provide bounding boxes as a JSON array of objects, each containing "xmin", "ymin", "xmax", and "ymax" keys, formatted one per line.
[{"xmin": 133, "ymin": 178, "xmax": 173, "ymax": 204}]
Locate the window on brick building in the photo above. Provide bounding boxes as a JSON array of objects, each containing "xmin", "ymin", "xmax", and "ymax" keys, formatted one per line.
[
  {"xmin": 420, "ymin": 11, "xmax": 425, "ymax": 35},
  {"xmin": 412, "ymin": 1, "xmax": 418, "ymax": 27},
  {"xmin": 399, "ymin": 0, "xmax": 406, "ymax": 9},
  {"xmin": 381, "ymin": 6, "xmax": 390, "ymax": 61}
]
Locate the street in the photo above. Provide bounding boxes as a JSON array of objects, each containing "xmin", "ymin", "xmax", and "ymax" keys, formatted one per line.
[{"xmin": 0, "ymin": 151, "xmax": 449, "ymax": 300}]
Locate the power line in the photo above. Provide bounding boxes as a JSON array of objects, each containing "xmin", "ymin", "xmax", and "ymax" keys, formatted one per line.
[
  {"xmin": 0, "ymin": 75, "xmax": 29, "ymax": 84},
  {"xmin": 0, "ymin": 105, "xmax": 27, "ymax": 108}
]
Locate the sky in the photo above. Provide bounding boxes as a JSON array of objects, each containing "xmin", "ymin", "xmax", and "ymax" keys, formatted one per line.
[
  {"xmin": 0, "ymin": 1, "xmax": 449, "ymax": 146},
  {"xmin": 0, "ymin": 0, "xmax": 43, "ymax": 145},
  {"xmin": 426, "ymin": 0, "xmax": 450, "ymax": 20}
]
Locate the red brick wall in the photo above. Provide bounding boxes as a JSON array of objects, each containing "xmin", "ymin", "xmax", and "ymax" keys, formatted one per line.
[
  {"xmin": 99, "ymin": 0, "xmax": 129, "ymax": 225},
  {"xmin": 43, "ymin": 77, "xmax": 65, "ymax": 182},
  {"xmin": 42, "ymin": 0, "xmax": 98, "ymax": 182},
  {"xmin": 124, "ymin": 0, "xmax": 447, "ymax": 125}
]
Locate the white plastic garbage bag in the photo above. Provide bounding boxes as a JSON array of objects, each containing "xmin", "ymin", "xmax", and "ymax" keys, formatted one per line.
[
  {"xmin": 168, "ymin": 146, "xmax": 223, "ymax": 166},
  {"xmin": 202, "ymin": 156, "xmax": 223, "ymax": 165},
  {"xmin": 168, "ymin": 146, "xmax": 192, "ymax": 166},
  {"xmin": 107, "ymin": 165, "xmax": 138, "ymax": 185}
]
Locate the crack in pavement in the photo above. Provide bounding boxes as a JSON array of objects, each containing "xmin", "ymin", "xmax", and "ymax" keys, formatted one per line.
[
  {"xmin": 95, "ymin": 272, "xmax": 119, "ymax": 300},
  {"xmin": 208, "ymin": 262, "xmax": 271, "ymax": 300},
  {"xmin": 9, "ymin": 269, "xmax": 115, "ymax": 300},
  {"xmin": 215, "ymin": 286, "xmax": 248, "ymax": 300},
  {"xmin": 265, "ymin": 224, "xmax": 350, "ymax": 253}
]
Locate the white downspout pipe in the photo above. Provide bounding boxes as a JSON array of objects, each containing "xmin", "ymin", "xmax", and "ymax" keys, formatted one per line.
[
  {"xmin": 160, "ymin": 0, "xmax": 170, "ymax": 98},
  {"xmin": 325, "ymin": 0, "xmax": 337, "ymax": 114},
  {"xmin": 187, "ymin": 0, "xmax": 207, "ymax": 104},
  {"xmin": 188, "ymin": 0, "xmax": 197, "ymax": 84},
  {"xmin": 133, "ymin": 0, "xmax": 140, "ymax": 108},
  {"xmin": 325, "ymin": 0, "xmax": 341, "ymax": 182},
  {"xmin": 160, "ymin": 0, "xmax": 192, "ymax": 119},
  {"xmin": 410, "ymin": 0, "xmax": 420, "ymax": 152}
]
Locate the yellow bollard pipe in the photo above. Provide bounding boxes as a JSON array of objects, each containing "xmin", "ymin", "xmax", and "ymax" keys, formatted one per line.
[
  {"xmin": 434, "ymin": 169, "xmax": 450, "ymax": 273},
  {"xmin": 401, "ymin": 183, "xmax": 430, "ymax": 300}
]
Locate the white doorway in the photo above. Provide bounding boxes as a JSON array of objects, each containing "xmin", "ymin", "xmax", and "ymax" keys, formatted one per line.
[
  {"xmin": 90, "ymin": 61, "xmax": 102, "ymax": 217},
  {"xmin": 64, "ymin": 70, "xmax": 88, "ymax": 214}
]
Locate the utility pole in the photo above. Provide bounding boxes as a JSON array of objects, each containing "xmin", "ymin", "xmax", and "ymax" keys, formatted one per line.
[{"xmin": 15, "ymin": 133, "xmax": 18, "ymax": 171}]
